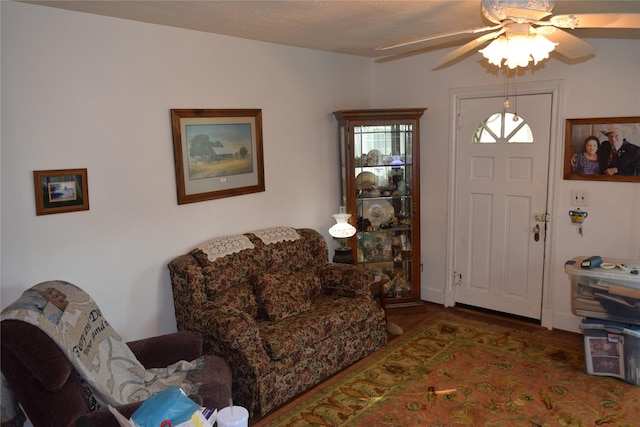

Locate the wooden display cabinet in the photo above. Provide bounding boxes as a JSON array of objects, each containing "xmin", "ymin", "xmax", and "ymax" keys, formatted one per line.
[{"xmin": 333, "ymin": 108, "xmax": 426, "ymax": 308}]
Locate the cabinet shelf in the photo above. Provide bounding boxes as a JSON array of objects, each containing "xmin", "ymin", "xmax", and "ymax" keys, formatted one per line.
[
  {"xmin": 356, "ymin": 195, "xmax": 412, "ymax": 201},
  {"xmin": 333, "ymin": 108, "xmax": 426, "ymax": 307},
  {"xmin": 358, "ymin": 227, "xmax": 412, "ymax": 233},
  {"xmin": 358, "ymin": 259, "xmax": 413, "ymax": 266}
]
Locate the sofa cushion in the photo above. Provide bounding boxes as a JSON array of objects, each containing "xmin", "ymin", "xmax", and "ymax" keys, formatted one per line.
[
  {"xmin": 258, "ymin": 295, "xmax": 377, "ymax": 360},
  {"xmin": 216, "ymin": 284, "xmax": 258, "ymax": 318},
  {"xmin": 261, "ymin": 237, "xmax": 315, "ymax": 273},
  {"xmin": 256, "ymin": 270, "xmax": 319, "ymax": 321}
]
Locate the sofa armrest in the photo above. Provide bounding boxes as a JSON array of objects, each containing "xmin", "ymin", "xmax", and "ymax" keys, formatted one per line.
[
  {"xmin": 205, "ymin": 304, "xmax": 261, "ymax": 349},
  {"xmin": 82, "ymin": 402, "xmax": 142, "ymax": 427},
  {"xmin": 192, "ymin": 303, "xmax": 270, "ymax": 375},
  {"xmin": 127, "ymin": 331, "xmax": 203, "ymax": 368},
  {"xmin": 318, "ymin": 263, "xmax": 374, "ymax": 297}
]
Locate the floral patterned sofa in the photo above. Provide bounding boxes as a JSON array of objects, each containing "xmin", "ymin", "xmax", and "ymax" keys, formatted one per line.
[{"xmin": 168, "ymin": 227, "xmax": 387, "ymax": 417}]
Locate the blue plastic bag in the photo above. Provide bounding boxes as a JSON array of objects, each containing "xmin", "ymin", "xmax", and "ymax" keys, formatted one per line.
[{"xmin": 131, "ymin": 387, "xmax": 200, "ymax": 427}]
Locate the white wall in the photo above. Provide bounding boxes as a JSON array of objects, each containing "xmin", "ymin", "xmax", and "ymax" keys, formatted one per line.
[
  {"xmin": 372, "ymin": 40, "xmax": 640, "ymax": 331},
  {"xmin": 2, "ymin": 1, "xmax": 639, "ymax": 340},
  {"xmin": 0, "ymin": 2, "xmax": 3, "ymax": 295},
  {"xmin": 0, "ymin": 1, "xmax": 372, "ymax": 340}
]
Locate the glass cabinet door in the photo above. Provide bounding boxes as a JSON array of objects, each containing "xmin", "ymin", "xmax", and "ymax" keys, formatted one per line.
[{"xmin": 333, "ymin": 109, "xmax": 426, "ymax": 307}]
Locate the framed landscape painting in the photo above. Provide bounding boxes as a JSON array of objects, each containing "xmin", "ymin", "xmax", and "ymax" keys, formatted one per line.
[
  {"xmin": 564, "ymin": 116, "xmax": 640, "ymax": 182},
  {"xmin": 171, "ymin": 109, "xmax": 265, "ymax": 204},
  {"xmin": 33, "ymin": 168, "xmax": 89, "ymax": 215}
]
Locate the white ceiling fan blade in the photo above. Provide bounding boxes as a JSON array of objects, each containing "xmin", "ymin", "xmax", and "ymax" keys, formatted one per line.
[
  {"xmin": 550, "ymin": 13, "xmax": 640, "ymax": 29},
  {"xmin": 375, "ymin": 24, "xmax": 502, "ymax": 51},
  {"xmin": 375, "ymin": 48, "xmax": 434, "ymax": 63},
  {"xmin": 544, "ymin": 28, "xmax": 596, "ymax": 59},
  {"xmin": 504, "ymin": 7, "xmax": 552, "ymax": 23},
  {"xmin": 434, "ymin": 29, "xmax": 505, "ymax": 67}
]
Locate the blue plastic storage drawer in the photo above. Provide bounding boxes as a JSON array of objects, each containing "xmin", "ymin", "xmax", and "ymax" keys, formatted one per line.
[{"xmin": 580, "ymin": 318, "xmax": 640, "ymax": 386}]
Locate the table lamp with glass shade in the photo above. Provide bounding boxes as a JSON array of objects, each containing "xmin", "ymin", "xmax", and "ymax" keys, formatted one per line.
[{"xmin": 329, "ymin": 207, "xmax": 356, "ymax": 264}]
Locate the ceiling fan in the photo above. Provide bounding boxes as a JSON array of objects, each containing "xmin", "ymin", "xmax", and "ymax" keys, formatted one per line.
[{"xmin": 376, "ymin": 0, "xmax": 640, "ymax": 68}]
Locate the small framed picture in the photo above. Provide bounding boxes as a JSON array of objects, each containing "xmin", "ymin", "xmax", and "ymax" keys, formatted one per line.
[
  {"xmin": 33, "ymin": 168, "xmax": 89, "ymax": 216},
  {"xmin": 170, "ymin": 109, "xmax": 265, "ymax": 204}
]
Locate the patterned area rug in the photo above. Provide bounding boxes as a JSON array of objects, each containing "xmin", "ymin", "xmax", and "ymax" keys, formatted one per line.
[{"xmin": 255, "ymin": 311, "xmax": 640, "ymax": 426}]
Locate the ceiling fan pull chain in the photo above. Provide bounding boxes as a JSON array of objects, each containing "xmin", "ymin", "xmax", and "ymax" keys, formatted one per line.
[
  {"xmin": 503, "ymin": 66, "xmax": 511, "ymax": 110},
  {"xmin": 513, "ymin": 69, "xmax": 519, "ymax": 121},
  {"xmin": 513, "ymin": 67, "xmax": 518, "ymax": 122}
]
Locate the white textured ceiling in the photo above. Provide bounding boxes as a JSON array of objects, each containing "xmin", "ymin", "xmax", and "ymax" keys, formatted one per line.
[{"xmin": 20, "ymin": 1, "xmax": 640, "ymax": 59}]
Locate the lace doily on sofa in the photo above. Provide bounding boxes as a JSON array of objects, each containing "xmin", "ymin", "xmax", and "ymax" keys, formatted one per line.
[
  {"xmin": 253, "ymin": 227, "xmax": 300, "ymax": 245},
  {"xmin": 197, "ymin": 234, "xmax": 254, "ymax": 262}
]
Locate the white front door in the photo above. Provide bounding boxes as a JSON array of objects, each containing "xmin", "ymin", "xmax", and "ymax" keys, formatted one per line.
[{"xmin": 452, "ymin": 93, "xmax": 552, "ymax": 319}]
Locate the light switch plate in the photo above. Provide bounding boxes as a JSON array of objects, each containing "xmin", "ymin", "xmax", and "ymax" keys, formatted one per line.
[{"xmin": 571, "ymin": 190, "xmax": 588, "ymax": 206}]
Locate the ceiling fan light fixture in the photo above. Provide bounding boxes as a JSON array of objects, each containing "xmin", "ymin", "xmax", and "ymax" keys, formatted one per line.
[
  {"xmin": 528, "ymin": 33, "xmax": 557, "ymax": 63},
  {"xmin": 479, "ymin": 31, "xmax": 557, "ymax": 69}
]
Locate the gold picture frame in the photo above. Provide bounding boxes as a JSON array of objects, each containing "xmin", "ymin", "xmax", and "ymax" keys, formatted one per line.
[
  {"xmin": 170, "ymin": 109, "xmax": 265, "ymax": 204},
  {"xmin": 33, "ymin": 168, "xmax": 89, "ymax": 215},
  {"xmin": 564, "ymin": 116, "xmax": 640, "ymax": 182}
]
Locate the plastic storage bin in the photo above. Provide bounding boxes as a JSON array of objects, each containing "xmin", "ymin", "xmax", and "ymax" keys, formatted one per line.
[
  {"xmin": 565, "ymin": 256, "xmax": 640, "ymax": 325},
  {"xmin": 580, "ymin": 318, "xmax": 640, "ymax": 385}
]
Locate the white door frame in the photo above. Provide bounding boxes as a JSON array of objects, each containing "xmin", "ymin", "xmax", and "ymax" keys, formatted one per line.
[{"xmin": 445, "ymin": 79, "xmax": 565, "ymax": 329}]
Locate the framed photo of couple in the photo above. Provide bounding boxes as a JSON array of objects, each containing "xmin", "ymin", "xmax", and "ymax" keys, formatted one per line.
[{"xmin": 564, "ymin": 116, "xmax": 640, "ymax": 182}]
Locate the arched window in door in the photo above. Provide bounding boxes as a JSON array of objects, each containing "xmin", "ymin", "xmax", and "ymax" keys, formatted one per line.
[{"xmin": 473, "ymin": 111, "xmax": 534, "ymax": 144}]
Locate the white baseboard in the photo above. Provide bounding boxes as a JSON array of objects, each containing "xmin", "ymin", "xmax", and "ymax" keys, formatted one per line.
[{"xmin": 549, "ymin": 311, "xmax": 582, "ymax": 334}]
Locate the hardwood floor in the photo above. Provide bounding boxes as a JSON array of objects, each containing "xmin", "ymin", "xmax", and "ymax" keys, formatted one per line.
[
  {"xmin": 385, "ymin": 302, "xmax": 434, "ymax": 341},
  {"xmin": 388, "ymin": 301, "xmax": 537, "ymax": 335},
  {"xmin": 386, "ymin": 301, "xmax": 580, "ymax": 344}
]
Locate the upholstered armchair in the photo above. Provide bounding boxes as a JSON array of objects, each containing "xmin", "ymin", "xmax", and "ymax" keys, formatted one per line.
[{"xmin": 1, "ymin": 282, "xmax": 232, "ymax": 427}]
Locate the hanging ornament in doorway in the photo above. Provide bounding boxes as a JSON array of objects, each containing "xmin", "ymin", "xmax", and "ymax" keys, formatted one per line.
[{"xmin": 502, "ymin": 67, "xmax": 519, "ymax": 121}]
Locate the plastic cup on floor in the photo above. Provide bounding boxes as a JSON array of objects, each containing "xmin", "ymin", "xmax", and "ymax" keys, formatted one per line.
[{"xmin": 217, "ymin": 405, "xmax": 249, "ymax": 427}]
